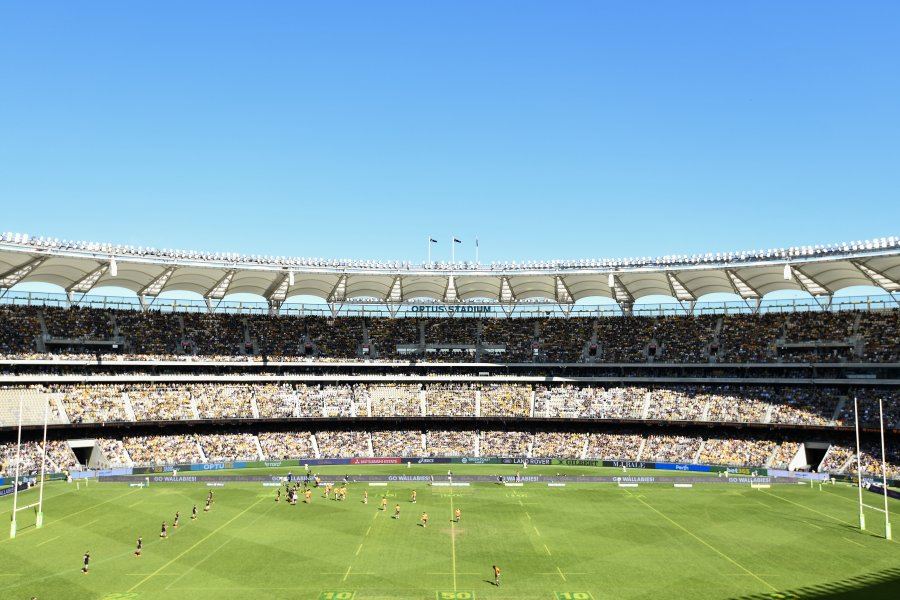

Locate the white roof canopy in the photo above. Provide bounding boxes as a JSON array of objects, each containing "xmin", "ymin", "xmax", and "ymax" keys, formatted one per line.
[{"xmin": 1, "ymin": 240, "xmax": 899, "ymax": 305}]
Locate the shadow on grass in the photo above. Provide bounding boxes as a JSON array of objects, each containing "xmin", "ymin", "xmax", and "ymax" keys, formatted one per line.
[{"xmin": 733, "ymin": 566, "xmax": 900, "ymax": 599}]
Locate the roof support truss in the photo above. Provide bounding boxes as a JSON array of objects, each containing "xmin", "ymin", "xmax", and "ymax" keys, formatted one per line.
[
  {"xmin": 499, "ymin": 277, "xmax": 516, "ymax": 303},
  {"xmin": 0, "ymin": 256, "xmax": 47, "ymax": 288},
  {"xmin": 443, "ymin": 276, "xmax": 458, "ymax": 303},
  {"xmin": 791, "ymin": 265, "xmax": 830, "ymax": 296},
  {"xmin": 386, "ymin": 276, "xmax": 402, "ymax": 303},
  {"xmin": 328, "ymin": 274, "xmax": 348, "ymax": 303},
  {"xmin": 609, "ymin": 274, "xmax": 633, "ymax": 311},
  {"xmin": 67, "ymin": 264, "xmax": 109, "ymax": 294},
  {"xmin": 205, "ymin": 270, "xmax": 236, "ymax": 300},
  {"xmin": 725, "ymin": 270, "xmax": 760, "ymax": 299},
  {"xmin": 138, "ymin": 267, "xmax": 176, "ymax": 297},
  {"xmin": 554, "ymin": 276, "xmax": 574, "ymax": 304},
  {"xmin": 851, "ymin": 260, "xmax": 900, "ymax": 292},
  {"xmin": 666, "ymin": 272, "xmax": 695, "ymax": 301}
]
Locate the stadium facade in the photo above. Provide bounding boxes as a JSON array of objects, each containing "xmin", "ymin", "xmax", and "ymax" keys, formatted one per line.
[{"xmin": 0, "ymin": 232, "xmax": 898, "ymax": 487}]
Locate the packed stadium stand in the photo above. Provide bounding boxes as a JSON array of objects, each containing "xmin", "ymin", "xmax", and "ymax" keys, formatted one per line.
[{"xmin": 0, "ymin": 232, "xmax": 898, "ymax": 482}]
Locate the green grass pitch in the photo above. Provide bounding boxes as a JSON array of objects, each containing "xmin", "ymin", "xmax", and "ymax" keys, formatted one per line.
[{"xmin": 1, "ymin": 466, "xmax": 899, "ymax": 599}]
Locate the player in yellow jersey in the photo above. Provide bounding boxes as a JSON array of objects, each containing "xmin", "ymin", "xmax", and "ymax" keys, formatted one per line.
[
  {"xmin": 454, "ymin": 508, "xmax": 461, "ymax": 522},
  {"xmin": 363, "ymin": 490, "xmax": 368, "ymax": 504},
  {"xmin": 381, "ymin": 496, "xmax": 388, "ymax": 511},
  {"xmin": 493, "ymin": 565, "xmax": 501, "ymax": 587},
  {"xmin": 304, "ymin": 489, "xmax": 312, "ymax": 504},
  {"xmin": 394, "ymin": 504, "xmax": 401, "ymax": 519},
  {"xmin": 340, "ymin": 486, "xmax": 347, "ymax": 501},
  {"xmin": 411, "ymin": 490, "xmax": 417, "ymax": 503},
  {"xmin": 421, "ymin": 512, "xmax": 428, "ymax": 527}
]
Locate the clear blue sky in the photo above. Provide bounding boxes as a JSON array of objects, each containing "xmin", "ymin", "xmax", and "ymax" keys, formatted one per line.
[{"xmin": 1, "ymin": 1, "xmax": 898, "ymax": 267}]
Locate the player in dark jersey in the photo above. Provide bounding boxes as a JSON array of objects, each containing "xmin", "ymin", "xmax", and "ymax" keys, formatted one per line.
[
  {"xmin": 192, "ymin": 504, "xmax": 198, "ymax": 520},
  {"xmin": 135, "ymin": 537, "xmax": 143, "ymax": 557},
  {"xmin": 205, "ymin": 497, "xmax": 211, "ymax": 512},
  {"xmin": 82, "ymin": 551, "xmax": 90, "ymax": 574},
  {"xmin": 276, "ymin": 489, "xmax": 281, "ymax": 502},
  {"xmin": 160, "ymin": 521, "xmax": 168, "ymax": 539},
  {"xmin": 173, "ymin": 511, "xmax": 180, "ymax": 528}
]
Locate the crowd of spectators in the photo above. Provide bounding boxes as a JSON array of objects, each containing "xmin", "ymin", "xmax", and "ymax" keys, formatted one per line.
[
  {"xmin": 838, "ymin": 388, "xmax": 900, "ymax": 429},
  {"xmin": 9, "ymin": 382, "xmax": 887, "ymax": 427},
  {"xmin": 426, "ymin": 384, "xmax": 476, "ymax": 416},
  {"xmin": 371, "ymin": 430, "xmax": 423, "ymax": 457},
  {"xmin": 128, "ymin": 386, "xmax": 195, "ymax": 421},
  {"xmin": 425, "ymin": 430, "xmax": 474, "ymax": 456},
  {"xmin": 770, "ymin": 441, "xmax": 800, "ymax": 469},
  {"xmin": 56, "ymin": 384, "xmax": 129, "ymax": 423},
  {"xmin": 481, "ymin": 384, "xmax": 530, "ymax": 417},
  {"xmin": 258, "ymin": 431, "xmax": 314, "ymax": 460},
  {"xmin": 192, "ymin": 385, "xmax": 254, "ymax": 419},
  {"xmin": 314, "ymin": 430, "xmax": 369, "ymax": 457},
  {"xmin": 368, "ymin": 384, "xmax": 422, "ymax": 417},
  {"xmin": 858, "ymin": 310, "xmax": 900, "ymax": 362},
  {"xmin": 122, "ymin": 435, "xmax": 202, "ymax": 465},
  {"xmin": 0, "ymin": 441, "xmax": 52, "ymax": 475},
  {"xmin": 479, "ymin": 430, "xmax": 530, "ymax": 456},
  {"xmin": 3, "ymin": 431, "xmax": 892, "ymax": 477},
  {"xmin": 199, "ymin": 433, "xmax": 260, "ymax": 462},
  {"xmin": 818, "ymin": 445, "xmax": 855, "ymax": 473},
  {"xmin": 642, "ymin": 434, "xmax": 703, "ymax": 463},
  {"xmin": 255, "ymin": 383, "xmax": 299, "ymax": 418},
  {"xmin": 97, "ymin": 437, "xmax": 132, "ymax": 467},
  {"xmin": 699, "ymin": 437, "xmax": 776, "ymax": 467},
  {"xmin": 3, "ymin": 304, "xmax": 899, "ymax": 364},
  {"xmin": 532, "ymin": 432, "xmax": 586, "ymax": 458},
  {"xmin": 585, "ymin": 432, "xmax": 643, "ymax": 460}
]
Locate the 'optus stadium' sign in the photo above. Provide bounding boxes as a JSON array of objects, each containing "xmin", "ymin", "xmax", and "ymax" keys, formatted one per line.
[{"xmin": 409, "ymin": 305, "xmax": 495, "ymax": 314}]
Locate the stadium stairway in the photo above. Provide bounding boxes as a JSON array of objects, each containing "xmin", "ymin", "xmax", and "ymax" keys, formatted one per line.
[
  {"xmin": 636, "ymin": 438, "xmax": 647, "ymax": 461},
  {"xmin": 310, "ymin": 433, "xmax": 321, "ymax": 459},
  {"xmin": 122, "ymin": 392, "xmax": 137, "ymax": 422},
  {"xmin": 253, "ymin": 436, "xmax": 265, "ymax": 461},
  {"xmin": 188, "ymin": 395, "xmax": 201, "ymax": 420},
  {"xmin": 48, "ymin": 393, "xmax": 70, "ymax": 424},
  {"xmin": 693, "ymin": 440, "xmax": 706, "ymax": 464},
  {"xmin": 640, "ymin": 392, "xmax": 652, "ymax": 420},
  {"xmin": 196, "ymin": 438, "xmax": 207, "ymax": 463},
  {"xmin": 249, "ymin": 394, "xmax": 261, "ymax": 419},
  {"xmin": 832, "ymin": 396, "xmax": 847, "ymax": 425}
]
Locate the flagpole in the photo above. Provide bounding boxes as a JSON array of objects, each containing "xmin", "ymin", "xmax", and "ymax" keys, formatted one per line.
[
  {"xmin": 427, "ymin": 237, "xmax": 431, "ymax": 265},
  {"xmin": 451, "ymin": 238, "xmax": 455, "ymax": 266},
  {"xmin": 476, "ymin": 239, "xmax": 479, "ymax": 265}
]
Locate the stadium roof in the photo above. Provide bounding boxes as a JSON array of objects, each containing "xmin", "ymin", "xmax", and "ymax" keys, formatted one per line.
[{"xmin": 1, "ymin": 232, "xmax": 899, "ymax": 308}]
